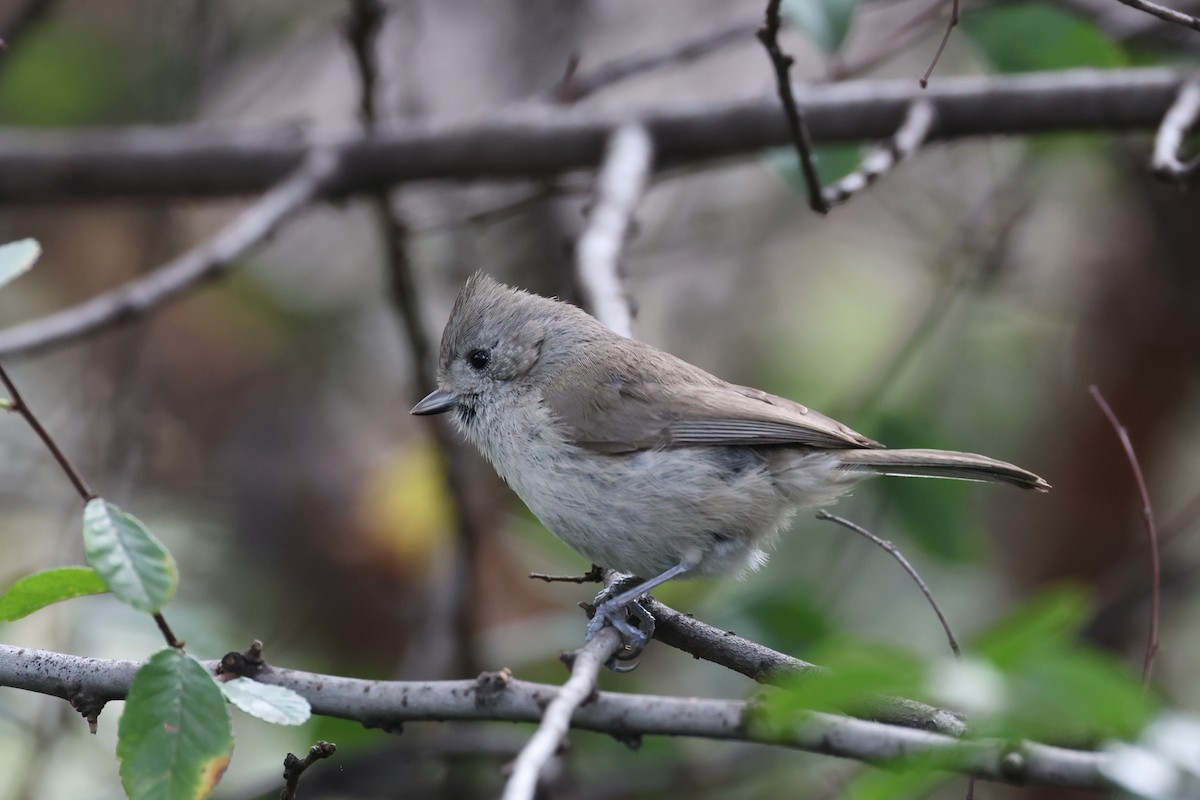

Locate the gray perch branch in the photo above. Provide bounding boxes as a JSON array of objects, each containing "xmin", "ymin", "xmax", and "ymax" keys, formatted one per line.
[
  {"xmin": 502, "ymin": 629, "xmax": 624, "ymax": 800},
  {"xmin": 0, "ymin": 68, "xmax": 1184, "ymax": 203},
  {"xmin": 0, "ymin": 643, "xmax": 1114, "ymax": 789}
]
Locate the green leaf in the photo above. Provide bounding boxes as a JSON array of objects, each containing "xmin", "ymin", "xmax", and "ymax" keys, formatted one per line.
[
  {"xmin": 82, "ymin": 499, "xmax": 177, "ymax": 613},
  {"xmin": 962, "ymin": 2, "xmax": 1127, "ymax": 73},
  {"xmin": 783, "ymin": 0, "xmax": 860, "ymax": 53},
  {"xmin": 0, "ymin": 25, "xmax": 125, "ymax": 126},
  {"xmin": 763, "ymin": 640, "xmax": 928, "ymax": 724},
  {"xmin": 765, "ymin": 144, "xmax": 862, "ymax": 195},
  {"xmin": 739, "ymin": 585, "xmax": 834, "ymax": 655},
  {"xmin": 0, "ymin": 566, "xmax": 108, "ymax": 621},
  {"xmin": 0, "ymin": 238, "xmax": 40, "ymax": 292},
  {"xmin": 971, "ymin": 585, "xmax": 1091, "ymax": 668},
  {"xmin": 118, "ymin": 649, "xmax": 233, "ymax": 800},
  {"xmin": 220, "ymin": 678, "xmax": 311, "ymax": 726},
  {"xmin": 968, "ymin": 588, "xmax": 1152, "ymax": 740}
]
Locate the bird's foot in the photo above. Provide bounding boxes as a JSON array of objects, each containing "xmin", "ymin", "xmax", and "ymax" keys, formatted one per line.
[{"xmin": 585, "ymin": 580, "xmax": 656, "ymax": 672}]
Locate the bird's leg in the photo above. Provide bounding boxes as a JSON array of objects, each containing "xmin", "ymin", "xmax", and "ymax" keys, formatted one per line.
[{"xmin": 586, "ymin": 562, "xmax": 691, "ymax": 670}]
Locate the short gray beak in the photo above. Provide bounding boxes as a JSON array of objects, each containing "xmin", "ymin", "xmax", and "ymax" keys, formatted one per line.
[{"xmin": 411, "ymin": 388, "xmax": 459, "ymax": 416}]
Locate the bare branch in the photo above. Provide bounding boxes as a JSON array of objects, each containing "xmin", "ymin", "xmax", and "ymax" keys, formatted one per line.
[
  {"xmin": 1151, "ymin": 79, "xmax": 1200, "ymax": 181},
  {"xmin": 1113, "ymin": 0, "xmax": 1200, "ymax": 30},
  {"xmin": 815, "ymin": 511, "xmax": 961, "ymax": 657},
  {"xmin": 0, "ymin": 643, "xmax": 1115, "ymax": 790},
  {"xmin": 279, "ymin": 741, "xmax": 337, "ymax": 800},
  {"xmin": 822, "ymin": 98, "xmax": 937, "ymax": 207},
  {"xmin": 576, "ymin": 124, "xmax": 654, "ymax": 337},
  {"xmin": 0, "ymin": 69, "xmax": 1186, "ymax": 204},
  {"xmin": 0, "ymin": 146, "xmax": 341, "ymax": 358},
  {"xmin": 503, "ymin": 629, "xmax": 624, "ymax": 800},
  {"xmin": 757, "ymin": 0, "xmax": 830, "ymax": 214},
  {"xmin": 642, "ymin": 597, "xmax": 967, "ymax": 736},
  {"xmin": 1089, "ymin": 385, "xmax": 1161, "ymax": 686}
]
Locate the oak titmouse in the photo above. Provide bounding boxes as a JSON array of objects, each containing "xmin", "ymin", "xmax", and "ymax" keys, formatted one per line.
[{"xmin": 412, "ymin": 274, "xmax": 1049, "ymax": 652}]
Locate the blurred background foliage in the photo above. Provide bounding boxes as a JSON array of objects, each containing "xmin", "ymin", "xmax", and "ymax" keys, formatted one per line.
[{"xmin": 0, "ymin": 0, "xmax": 1198, "ymax": 797}]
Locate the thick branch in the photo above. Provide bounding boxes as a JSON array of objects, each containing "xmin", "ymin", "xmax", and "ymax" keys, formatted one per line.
[
  {"xmin": 0, "ymin": 643, "xmax": 1113, "ymax": 789},
  {"xmin": 0, "ymin": 68, "xmax": 1184, "ymax": 203}
]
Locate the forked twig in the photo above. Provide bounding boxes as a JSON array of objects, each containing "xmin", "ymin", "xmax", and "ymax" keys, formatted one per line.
[{"xmin": 280, "ymin": 741, "xmax": 337, "ymax": 800}]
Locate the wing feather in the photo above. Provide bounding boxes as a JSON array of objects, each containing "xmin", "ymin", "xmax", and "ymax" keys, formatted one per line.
[{"xmin": 542, "ymin": 349, "xmax": 879, "ymax": 453}]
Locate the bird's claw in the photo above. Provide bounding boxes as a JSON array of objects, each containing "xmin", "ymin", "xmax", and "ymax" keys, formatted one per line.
[{"xmin": 586, "ymin": 587, "xmax": 656, "ymax": 672}]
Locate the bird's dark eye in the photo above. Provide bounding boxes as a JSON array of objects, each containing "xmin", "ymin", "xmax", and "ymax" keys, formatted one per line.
[{"xmin": 467, "ymin": 349, "xmax": 491, "ymax": 370}]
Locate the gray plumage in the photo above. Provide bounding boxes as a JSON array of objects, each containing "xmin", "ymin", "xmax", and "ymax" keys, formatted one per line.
[{"xmin": 413, "ymin": 273, "xmax": 1049, "ymax": 580}]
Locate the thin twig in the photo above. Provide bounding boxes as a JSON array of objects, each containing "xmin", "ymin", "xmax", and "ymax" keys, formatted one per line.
[
  {"xmin": 828, "ymin": 0, "xmax": 949, "ymax": 80},
  {"xmin": 1089, "ymin": 385, "xmax": 1160, "ymax": 686},
  {"xmin": 815, "ymin": 511, "xmax": 961, "ymax": 657},
  {"xmin": 757, "ymin": 0, "xmax": 830, "ymax": 214},
  {"xmin": 0, "ymin": 643, "xmax": 1117, "ymax": 790},
  {"xmin": 822, "ymin": 98, "xmax": 937, "ymax": 207},
  {"xmin": 0, "ymin": 146, "xmax": 341, "ymax": 358},
  {"xmin": 502, "ymin": 629, "xmax": 624, "ymax": 800},
  {"xmin": 529, "ymin": 565, "xmax": 605, "ymax": 584},
  {"xmin": 0, "ymin": 362, "xmax": 185, "ymax": 650},
  {"xmin": 920, "ymin": 0, "xmax": 960, "ymax": 88},
  {"xmin": 152, "ymin": 613, "xmax": 184, "ymax": 650},
  {"xmin": 640, "ymin": 596, "xmax": 967, "ymax": 735},
  {"xmin": 0, "ymin": 362, "xmax": 96, "ymax": 501},
  {"xmin": 1113, "ymin": 0, "xmax": 1200, "ymax": 30},
  {"xmin": 576, "ymin": 124, "xmax": 654, "ymax": 337},
  {"xmin": 552, "ymin": 20, "xmax": 759, "ymax": 103},
  {"xmin": 280, "ymin": 741, "xmax": 337, "ymax": 800},
  {"xmin": 1151, "ymin": 79, "xmax": 1200, "ymax": 181}
]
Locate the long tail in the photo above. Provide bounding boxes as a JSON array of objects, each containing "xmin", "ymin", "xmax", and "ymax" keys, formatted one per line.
[{"xmin": 836, "ymin": 448, "xmax": 1050, "ymax": 492}]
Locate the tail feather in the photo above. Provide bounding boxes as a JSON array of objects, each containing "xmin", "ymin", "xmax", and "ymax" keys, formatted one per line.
[{"xmin": 836, "ymin": 448, "xmax": 1050, "ymax": 492}]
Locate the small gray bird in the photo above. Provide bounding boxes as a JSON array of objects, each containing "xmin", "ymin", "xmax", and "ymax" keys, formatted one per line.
[{"xmin": 412, "ymin": 274, "xmax": 1049, "ymax": 656}]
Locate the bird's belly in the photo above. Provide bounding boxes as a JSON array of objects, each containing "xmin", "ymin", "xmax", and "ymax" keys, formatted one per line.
[{"xmin": 501, "ymin": 445, "xmax": 795, "ymax": 578}]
